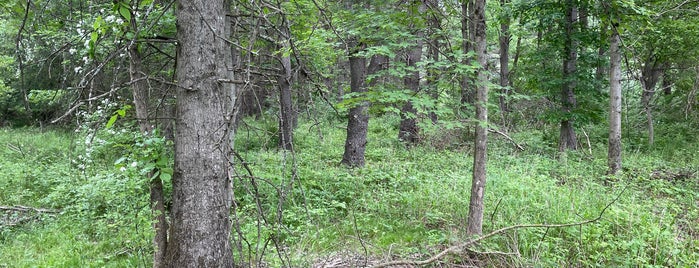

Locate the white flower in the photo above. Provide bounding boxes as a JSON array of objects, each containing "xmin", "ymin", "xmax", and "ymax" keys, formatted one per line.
[
  {"xmin": 131, "ymin": 162, "xmax": 138, "ymax": 167},
  {"xmin": 69, "ymin": 48, "xmax": 77, "ymax": 54},
  {"xmin": 74, "ymin": 66, "xmax": 82, "ymax": 73},
  {"xmin": 120, "ymin": 166, "xmax": 126, "ymax": 172},
  {"xmin": 105, "ymin": 15, "xmax": 116, "ymax": 23}
]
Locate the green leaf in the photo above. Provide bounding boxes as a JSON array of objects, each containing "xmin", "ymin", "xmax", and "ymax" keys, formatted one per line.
[
  {"xmin": 106, "ymin": 114, "xmax": 118, "ymax": 128},
  {"xmin": 119, "ymin": 4, "xmax": 131, "ymax": 22}
]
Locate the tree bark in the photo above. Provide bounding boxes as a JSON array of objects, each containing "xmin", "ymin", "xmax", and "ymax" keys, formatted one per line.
[
  {"xmin": 498, "ymin": 0, "xmax": 511, "ymax": 127},
  {"xmin": 426, "ymin": 0, "xmax": 441, "ymax": 124},
  {"xmin": 342, "ymin": 41, "xmax": 368, "ymax": 167},
  {"xmin": 559, "ymin": 0, "xmax": 579, "ymax": 151},
  {"xmin": 125, "ymin": 10, "xmax": 168, "ymax": 268},
  {"xmin": 165, "ymin": 0, "xmax": 234, "ymax": 266},
  {"xmin": 278, "ymin": 25, "xmax": 294, "ymax": 151},
  {"xmin": 608, "ymin": 26, "xmax": 622, "ymax": 175},
  {"xmin": 341, "ymin": 50, "xmax": 387, "ymax": 167},
  {"xmin": 466, "ymin": 0, "xmax": 488, "ymax": 236},
  {"xmin": 398, "ymin": 2, "xmax": 425, "ymax": 144},
  {"xmin": 640, "ymin": 57, "xmax": 662, "ymax": 147},
  {"xmin": 460, "ymin": 0, "xmax": 476, "ymax": 108}
]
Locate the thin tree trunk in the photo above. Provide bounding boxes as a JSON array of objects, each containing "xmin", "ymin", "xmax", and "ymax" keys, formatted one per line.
[
  {"xmin": 559, "ymin": 0, "xmax": 578, "ymax": 151},
  {"xmin": 608, "ymin": 26, "xmax": 622, "ymax": 175},
  {"xmin": 466, "ymin": 0, "xmax": 488, "ymax": 236},
  {"xmin": 426, "ymin": 0, "xmax": 441, "ymax": 124},
  {"xmin": 165, "ymin": 0, "xmax": 234, "ymax": 266},
  {"xmin": 498, "ymin": 0, "xmax": 511, "ymax": 128},
  {"xmin": 460, "ymin": 0, "xmax": 475, "ymax": 107},
  {"xmin": 278, "ymin": 26, "xmax": 294, "ymax": 150},
  {"xmin": 126, "ymin": 11, "xmax": 168, "ymax": 268},
  {"xmin": 640, "ymin": 58, "xmax": 662, "ymax": 147}
]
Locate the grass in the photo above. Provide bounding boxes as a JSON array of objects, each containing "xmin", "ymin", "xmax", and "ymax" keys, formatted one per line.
[{"xmin": 0, "ymin": 115, "xmax": 698, "ymax": 267}]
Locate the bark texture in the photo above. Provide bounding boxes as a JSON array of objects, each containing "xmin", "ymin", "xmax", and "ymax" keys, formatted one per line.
[
  {"xmin": 398, "ymin": 2, "xmax": 425, "ymax": 144},
  {"xmin": 278, "ymin": 35, "xmax": 294, "ymax": 150},
  {"xmin": 559, "ymin": 0, "xmax": 579, "ymax": 151},
  {"xmin": 460, "ymin": 0, "xmax": 476, "ymax": 107},
  {"xmin": 466, "ymin": 0, "xmax": 488, "ymax": 236},
  {"xmin": 608, "ymin": 27, "xmax": 622, "ymax": 175},
  {"xmin": 640, "ymin": 56, "xmax": 663, "ymax": 147},
  {"xmin": 165, "ymin": 0, "xmax": 234, "ymax": 266},
  {"xmin": 498, "ymin": 0, "xmax": 511, "ymax": 127},
  {"xmin": 342, "ymin": 42, "xmax": 368, "ymax": 167},
  {"xmin": 341, "ymin": 51, "xmax": 387, "ymax": 167}
]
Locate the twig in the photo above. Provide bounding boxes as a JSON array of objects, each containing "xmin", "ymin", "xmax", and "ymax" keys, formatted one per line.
[
  {"xmin": 581, "ymin": 127, "xmax": 592, "ymax": 155},
  {"xmin": 370, "ymin": 185, "xmax": 627, "ymax": 267},
  {"xmin": 487, "ymin": 128, "xmax": 524, "ymax": 151},
  {"xmin": 0, "ymin": 205, "xmax": 60, "ymax": 214}
]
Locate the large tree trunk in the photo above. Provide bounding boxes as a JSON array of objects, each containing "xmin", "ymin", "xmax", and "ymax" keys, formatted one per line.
[
  {"xmin": 342, "ymin": 42, "xmax": 368, "ymax": 167},
  {"xmin": 608, "ymin": 26, "xmax": 622, "ymax": 175},
  {"xmin": 165, "ymin": 0, "xmax": 234, "ymax": 266},
  {"xmin": 466, "ymin": 0, "xmax": 488, "ymax": 236},
  {"xmin": 559, "ymin": 0, "xmax": 579, "ymax": 151},
  {"xmin": 341, "ymin": 51, "xmax": 387, "ymax": 167},
  {"xmin": 126, "ymin": 11, "xmax": 168, "ymax": 268},
  {"xmin": 398, "ymin": 2, "xmax": 425, "ymax": 144},
  {"xmin": 498, "ymin": 0, "xmax": 511, "ymax": 127}
]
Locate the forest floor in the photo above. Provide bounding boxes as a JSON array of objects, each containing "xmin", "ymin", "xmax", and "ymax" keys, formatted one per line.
[{"xmin": 0, "ymin": 116, "xmax": 698, "ymax": 267}]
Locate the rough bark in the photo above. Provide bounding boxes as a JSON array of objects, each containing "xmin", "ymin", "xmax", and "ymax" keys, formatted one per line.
[
  {"xmin": 498, "ymin": 0, "xmax": 511, "ymax": 127},
  {"xmin": 341, "ymin": 52, "xmax": 387, "ymax": 167},
  {"xmin": 398, "ymin": 2, "xmax": 425, "ymax": 144},
  {"xmin": 426, "ymin": 0, "xmax": 441, "ymax": 124},
  {"xmin": 165, "ymin": 0, "xmax": 234, "ymax": 266},
  {"xmin": 126, "ymin": 12, "xmax": 168, "ymax": 268},
  {"xmin": 466, "ymin": 0, "xmax": 488, "ymax": 236},
  {"xmin": 640, "ymin": 57, "xmax": 662, "ymax": 147},
  {"xmin": 460, "ymin": 0, "xmax": 476, "ymax": 107},
  {"xmin": 608, "ymin": 27, "xmax": 622, "ymax": 175},
  {"xmin": 559, "ymin": 0, "xmax": 579, "ymax": 151},
  {"xmin": 341, "ymin": 42, "xmax": 368, "ymax": 167},
  {"xmin": 278, "ymin": 26, "xmax": 294, "ymax": 150}
]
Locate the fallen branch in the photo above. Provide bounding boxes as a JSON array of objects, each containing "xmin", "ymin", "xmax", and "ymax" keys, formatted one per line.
[
  {"xmin": 0, "ymin": 205, "xmax": 60, "ymax": 214},
  {"xmin": 488, "ymin": 128, "xmax": 524, "ymax": 151},
  {"xmin": 370, "ymin": 186, "xmax": 627, "ymax": 268}
]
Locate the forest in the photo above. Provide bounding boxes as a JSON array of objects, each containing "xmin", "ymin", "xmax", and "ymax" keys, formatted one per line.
[{"xmin": 0, "ymin": 0, "xmax": 697, "ymax": 267}]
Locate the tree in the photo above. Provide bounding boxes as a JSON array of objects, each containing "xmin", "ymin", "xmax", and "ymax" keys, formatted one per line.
[
  {"xmin": 398, "ymin": 1, "xmax": 425, "ymax": 144},
  {"xmin": 608, "ymin": 23, "xmax": 622, "ymax": 174},
  {"xmin": 559, "ymin": 0, "xmax": 579, "ymax": 151},
  {"xmin": 498, "ymin": 0, "xmax": 511, "ymax": 127},
  {"xmin": 124, "ymin": 3, "xmax": 168, "ymax": 266},
  {"xmin": 466, "ymin": 0, "xmax": 487, "ymax": 236},
  {"xmin": 164, "ymin": 0, "xmax": 234, "ymax": 266}
]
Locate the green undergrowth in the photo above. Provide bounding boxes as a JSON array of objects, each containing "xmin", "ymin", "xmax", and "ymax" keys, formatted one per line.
[{"xmin": 0, "ymin": 115, "xmax": 697, "ymax": 267}]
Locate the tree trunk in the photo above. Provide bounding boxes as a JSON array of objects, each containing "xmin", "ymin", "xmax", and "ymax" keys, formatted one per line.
[
  {"xmin": 278, "ymin": 26, "xmax": 294, "ymax": 150},
  {"xmin": 126, "ymin": 12, "xmax": 168, "ymax": 268},
  {"xmin": 640, "ymin": 58, "xmax": 662, "ymax": 147},
  {"xmin": 426, "ymin": 0, "xmax": 441, "ymax": 124},
  {"xmin": 559, "ymin": 0, "xmax": 578, "ymax": 151},
  {"xmin": 398, "ymin": 2, "xmax": 425, "ymax": 144},
  {"xmin": 341, "ymin": 51, "xmax": 387, "ymax": 167},
  {"xmin": 460, "ymin": 0, "xmax": 476, "ymax": 108},
  {"xmin": 608, "ymin": 27, "xmax": 622, "ymax": 175},
  {"xmin": 342, "ymin": 41, "xmax": 368, "ymax": 167},
  {"xmin": 165, "ymin": 0, "xmax": 234, "ymax": 266},
  {"xmin": 466, "ymin": 0, "xmax": 488, "ymax": 236},
  {"xmin": 498, "ymin": 0, "xmax": 511, "ymax": 128}
]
